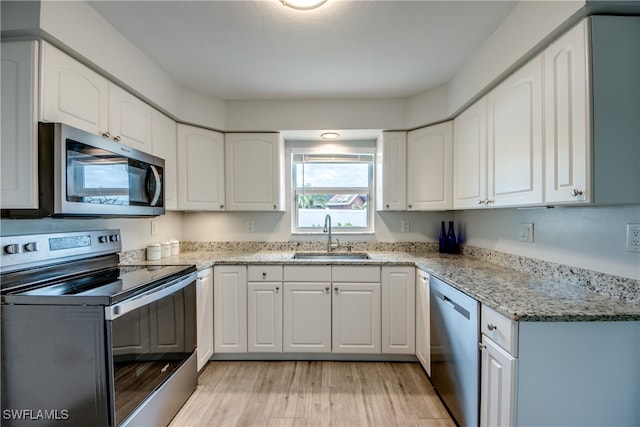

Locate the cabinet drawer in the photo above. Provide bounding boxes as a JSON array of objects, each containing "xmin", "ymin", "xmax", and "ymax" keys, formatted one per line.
[
  {"xmin": 284, "ymin": 266, "xmax": 331, "ymax": 282},
  {"xmin": 332, "ymin": 266, "xmax": 380, "ymax": 283},
  {"xmin": 481, "ymin": 305, "xmax": 518, "ymax": 356},
  {"xmin": 248, "ymin": 265, "xmax": 283, "ymax": 282}
]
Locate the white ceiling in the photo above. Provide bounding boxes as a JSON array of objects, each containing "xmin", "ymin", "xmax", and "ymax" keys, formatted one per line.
[{"xmin": 89, "ymin": 0, "xmax": 517, "ymax": 101}]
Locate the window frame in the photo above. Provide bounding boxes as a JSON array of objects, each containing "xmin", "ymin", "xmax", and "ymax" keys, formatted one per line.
[{"xmin": 290, "ymin": 145, "xmax": 376, "ymax": 235}]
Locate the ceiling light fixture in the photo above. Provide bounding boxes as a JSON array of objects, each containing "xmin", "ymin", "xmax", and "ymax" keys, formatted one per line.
[
  {"xmin": 280, "ymin": 0, "xmax": 328, "ymax": 10},
  {"xmin": 320, "ymin": 132, "xmax": 340, "ymax": 140}
]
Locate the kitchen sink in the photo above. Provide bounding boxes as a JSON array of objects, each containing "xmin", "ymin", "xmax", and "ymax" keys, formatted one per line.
[{"xmin": 292, "ymin": 252, "xmax": 370, "ymax": 260}]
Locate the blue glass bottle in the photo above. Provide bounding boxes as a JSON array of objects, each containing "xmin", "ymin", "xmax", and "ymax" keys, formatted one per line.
[
  {"xmin": 447, "ymin": 221, "xmax": 458, "ymax": 254},
  {"xmin": 438, "ymin": 221, "xmax": 447, "ymax": 253}
]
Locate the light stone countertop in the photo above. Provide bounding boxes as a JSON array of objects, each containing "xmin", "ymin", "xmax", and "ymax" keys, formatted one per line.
[{"xmin": 128, "ymin": 250, "xmax": 640, "ymax": 322}]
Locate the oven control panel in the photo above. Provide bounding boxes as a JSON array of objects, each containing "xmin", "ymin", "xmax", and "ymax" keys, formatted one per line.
[{"xmin": 0, "ymin": 229, "xmax": 122, "ymax": 272}]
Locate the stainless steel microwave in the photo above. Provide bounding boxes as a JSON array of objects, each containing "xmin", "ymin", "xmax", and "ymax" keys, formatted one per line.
[{"xmin": 1, "ymin": 123, "xmax": 165, "ymax": 218}]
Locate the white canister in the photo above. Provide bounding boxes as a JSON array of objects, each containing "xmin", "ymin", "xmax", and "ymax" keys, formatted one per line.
[
  {"xmin": 161, "ymin": 241, "xmax": 171, "ymax": 258},
  {"xmin": 146, "ymin": 243, "xmax": 161, "ymax": 261},
  {"xmin": 170, "ymin": 240, "xmax": 180, "ymax": 256}
]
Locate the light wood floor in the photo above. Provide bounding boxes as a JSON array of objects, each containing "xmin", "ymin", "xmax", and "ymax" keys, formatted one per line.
[{"xmin": 169, "ymin": 361, "xmax": 455, "ymax": 427}]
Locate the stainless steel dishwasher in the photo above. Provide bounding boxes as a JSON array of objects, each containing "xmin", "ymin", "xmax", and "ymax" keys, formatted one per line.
[{"xmin": 430, "ymin": 275, "xmax": 479, "ymax": 427}]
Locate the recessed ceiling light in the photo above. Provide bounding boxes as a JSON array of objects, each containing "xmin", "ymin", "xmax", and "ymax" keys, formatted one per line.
[
  {"xmin": 280, "ymin": 0, "xmax": 328, "ymax": 10},
  {"xmin": 320, "ymin": 132, "xmax": 340, "ymax": 140}
]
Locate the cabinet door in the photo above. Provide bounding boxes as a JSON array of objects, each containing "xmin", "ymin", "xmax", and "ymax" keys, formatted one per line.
[
  {"xmin": 480, "ymin": 336, "xmax": 517, "ymax": 427},
  {"xmin": 213, "ymin": 266, "xmax": 247, "ymax": 353},
  {"xmin": 407, "ymin": 122, "xmax": 453, "ymax": 210},
  {"xmin": 108, "ymin": 83, "xmax": 152, "ymax": 152},
  {"xmin": 283, "ymin": 283, "xmax": 331, "ymax": 353},
  {"xmin": 488, "ymin": 56, "xmax": 543, "ymax": 207},
  {"xmin": 1, "ymin": 41, "xmax": 39, "ymax": 209},
  {"xmin": 247, "ymin": 282, "xmax": 282, "ymax": 353},
  {"xmin": 332, "ymin": 283, "xmax": 381, "ymax": 354},
  {"xmin": 196, "ymin": 268, "xmax": 214, "ymax": 371},
  {"xmin": 151, "ymin": 109, "xmax": 178, "ymax": 210},
  {"xmin": 454, "ymin": 97, "xmax": 488, "ymax": 209},
  {"xmin": 415, "ymin": 270, "xmax": 430, "ymax": 375},
  {"xmin": 225, "ymin": 133, "xmax": 284, "ymax": 211},
  {"xmin": 381, "ymin": 266, "xmax": 415, "ymax": 354},
  {"xmin": 177, "ymin": 124, "xmax": 225, "ymax": 210},
  {"xmin": 376, "ymin": 131, "xmax": 407, "ymax": 211},
  {"xmin": 544, "ymin": 20, "xmax": 589, "ymax": 204},
  {"xmin": 40, "ymin": 41, "xmax": 109, "ymax": 135}
]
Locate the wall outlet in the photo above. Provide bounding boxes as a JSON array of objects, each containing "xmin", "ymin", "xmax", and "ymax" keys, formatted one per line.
[
  {"xmin": 246, "ymin": 221, "xmax": 255, "ymax": 233},
  {"xmin": 401, "ymin": 220, "xmax": 410, "ymax": 233},
  {"xmin": 519, "ymin": 223, "xmax": 534, "ymax": 243},
  {"xmin": 150, "ymin": 220, "xmax": 159, "ymax": 235},
  {"xmin": 626, "ymin": 223, "xmax": 640, "ymax": 253}
]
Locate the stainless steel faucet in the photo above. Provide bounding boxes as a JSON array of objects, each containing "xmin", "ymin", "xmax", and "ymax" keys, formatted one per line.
[{"xmin": 323, "ymin": 214, "xmax": 333, "ymax": 252}]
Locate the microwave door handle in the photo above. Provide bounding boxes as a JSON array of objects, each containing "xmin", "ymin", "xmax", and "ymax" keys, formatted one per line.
[{"xmin": 147, "ymin": 165, "xmax": 162, "ymax": 206}]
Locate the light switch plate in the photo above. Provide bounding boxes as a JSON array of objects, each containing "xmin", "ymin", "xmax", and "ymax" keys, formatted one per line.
[
  {"xmin": 626, "ymin": 223, "xmax": 640, "ymax": 253},
  {"xmin": 401, "ymin": 220, "xmax": 410, "ymax": 233},
  {"xmin": 519, "ymin": 223, "xmax": 534, "ymax": 243},
  {"xmin": 246, "ymin": 221, "xmax": 255, "ymax": 233}
]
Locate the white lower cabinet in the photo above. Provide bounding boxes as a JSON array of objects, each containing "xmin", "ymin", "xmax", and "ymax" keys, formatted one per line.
[
  {"xmin": 480, "ymin": 335, "xmax": 516, "ymax": 427},
  {"xmin": 213, "ymin": 266, "xmax": 247, "ymax": 353},
  {"xmin": 283, "ymin": 266, "xmax": 332, "ymax": 353},
  {"xmin": 247, "ymin": 266, "xmax": 283, "ymax": 353},
  {"xmin": 196, "ymin": 268, "xmax": 214, "ymax": 371},
  {"xmin": 332, "ymin": 266, "xmax": 381, "ymax": 354},
  {"xmin": 381, "ymin": 266, "xmax": 415, "ymax": 354},
  {"xmin": 415, "ymin": 269, "xmax": 430, "ymax": 375}
]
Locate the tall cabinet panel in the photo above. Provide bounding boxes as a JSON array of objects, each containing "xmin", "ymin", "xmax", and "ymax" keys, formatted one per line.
[
  {"xmin": 381, "ymin": 266, "xmax": 415, "ymax": 354},
  {"xmin": 196, "ymin": 268, "xmax": 214, "ymax": 371},
  {"xmin": 407, "ymin": 122, "xmax": 453, "ymax": 211},
  {"xmin": 213, "ymin": 266, "xmax": 247, "ymax": 353},
  {"xmin": 487, "ymin": 56, "xmax": 543, "ymax": 207},
  {"xmin": 40, "ymin": 41, "xmax": 109, "ymax": 137},
  {"xmin": 376, "ymin": 131, "xmax": 407, "ymax": 211},
  {"xmin": 453, "ymin": 97, "xmax": 488, "ymax": 209},
  {"xmin": 415, "ymin": 269, "xmax": 431, "ymax": 375},
  {"xmin": 225, "ymin": 133, "xmax": 284, "ymax": 211},
  {"xmin": 177, "ymin": 124, "xmax": 225, "ymax": 211},
  {"xmin": 151, "ymin": 110, "xmax": 178, "ymax": 210},
  {"xmin": 1, "ymin": 41, "xmax": 39, "ymax": 209}
]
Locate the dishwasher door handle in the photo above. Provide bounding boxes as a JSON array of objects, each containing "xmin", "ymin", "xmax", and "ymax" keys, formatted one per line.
[{"xmin": 438, "ymin": 292, "xmax": 471, "ymax": 320}]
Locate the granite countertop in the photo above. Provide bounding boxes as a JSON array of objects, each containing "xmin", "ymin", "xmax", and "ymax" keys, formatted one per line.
[{"xmin": 130, "ymin": 250, "xmax": 640, "ymax": 323}]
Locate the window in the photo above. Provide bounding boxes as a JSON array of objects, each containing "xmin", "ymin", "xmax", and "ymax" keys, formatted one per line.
[{"xmin": 292, "ymin": 148, "xmax": 375, "ymax": 233}]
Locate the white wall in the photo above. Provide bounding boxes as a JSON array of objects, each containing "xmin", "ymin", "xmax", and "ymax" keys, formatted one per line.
[{"xmin": 454, "ymin": 205, "xmax": 640, "ymax": 280}]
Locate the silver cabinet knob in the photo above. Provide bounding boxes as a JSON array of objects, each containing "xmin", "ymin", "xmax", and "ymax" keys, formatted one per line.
[
  {"xmin": 113, "ymin": 135, "xmax": 122, "ymax": 142},
  {"xmin": 385, "ymin": 204, "xmax": 390, "ymax": 208},
  {"xmin": 334, "ymin": 287, "xmax": 339, "ymax": 293},
  {"xmin": 408, "ymin": 204, "xmax": 413, "ymax": 209},
  {"xmin": 275, "ymin": 286, "xmax": 279, "ymax": 292},
  {"xmin": 478, "ymin": 343, "xmax": 486, "ymax": 351},
  {"xmin": 219, "ymin": 205, "xmax": 224, "ymax": 209},
  {"xmin": 325, "ymin": 287, "xmax": 330, "ymax": 294},
  {"xmin": 487, "ymin": 323, "xmax": 497, "ymax": 331},
  {"xmin": 102, "ymin": 131, "xmax": 111, "ymax": 139},
  {"xmin": 478, "ymin": 200, "xmax": 485, "ymax": 205},
  {"xmin": 571, "ymin": 189, "xmax": 583, "ymax": 197},
  {"xmin": 273, "ymin": 204, "xmax": 277, "ymax": 209},
  {"xmin": 262, "ymin": 272, "xmax": 267, "ymax": 279}
]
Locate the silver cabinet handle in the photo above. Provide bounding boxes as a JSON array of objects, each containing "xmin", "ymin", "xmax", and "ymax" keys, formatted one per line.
[
  {"xmin": 113, "ymin": 135, "xmax": 122, "ymax": 142},
  {"xmin": 479, "ymin": 343, "xmax": 486, "ymax": 351},
  {"xmin": 102, "ymin": 131, "xmax": 111, "ymax": 139},
  {"xmin": 325, "ymin": 287, "xmax": 330, "ymax": 294},
  {"xmin": 487, "ymin": 323, "xmax": 497, "ymax": 331},
  {"xmin": 571, "ymin": 189, "xmax": 583, "ymax": 197}
]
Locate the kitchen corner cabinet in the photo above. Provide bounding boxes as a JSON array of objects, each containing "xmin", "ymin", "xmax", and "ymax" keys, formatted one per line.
[
  {"xmin": 177, "ymin": 124, "xmax": 225, "ymax": 211},
  {"xmin": 151, "ymin": 110, "xmax": 178, "ymax": 210},
  {"xmin": 381, "ymin": 266, "xmax": 415, "ymax": 354},
  {"xmin": 480, "ymin": 305, "xmax": 640, "ymax": 427},
  {"xmin": 196, "ymin": 268, "xmax": 214, "ymax": 371},
  {"xmin": 225, "ymin": 133, "xmax": 284, "ymax": 211},
  {"xmin": 1, "ymin": 40, "xmax": 39, "ymax": 209},
  {"xmin": 407, "ymin": 122, "xmax": 453, "ymax": 211},
  {"xmin": 415, "ymin": 269, "xmax": 430, "ymax": 375},
  {"xmin": 487, "ymin": 55, "xmax": 543, "ymax": 207},
  {"xmin": 283, "ymin": 266, "xmax": 332, "ymax": 353},
  {"xmin": 453, "ymin": 97, "xmax": 488, "ymax": 209},
  {"xmin": 332, "ymin": 266, "xmax": 381, "ymax": 354},
  {"xmin": 213, "ymin": 266, "xmax": 247, "ymax": 353},
  {"xmin": 376, "ymin": 131, "xmax": 407, "ymax": 211},
  {"xmin": 247, "ymin": 266, "xmax": 283, "ymax": 353}
]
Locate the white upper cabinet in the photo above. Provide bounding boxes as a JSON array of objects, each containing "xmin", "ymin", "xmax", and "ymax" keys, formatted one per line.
[
  {"xmin": 177, "ymin": 124, "xmax": 225, "ymax": 211},
  {"xmin": 407, "ymin": 122, "xmax": 453, "ymax": 210},
  {"xmin": 376, "ymin": 131, "xmax": 407, "ymax": 211},
  {"xmin": 225, "ymin": 133, "xmax": 284, "ymax": 211},
  {"xmin": 1, "ymin": 41, "xmax": 39, "ymax": 210},
  {"xmin": 107, "ymin": 83, "xmax": 152, "ymax": 152},
  {"xmin": 453, "ymin": 97, "xmax": 488, "ymax": 209},
  {"xmin": 40, "ymin": 41, "xmax": 109, "ymax": 136},
  {"xmin": 544, "ymin": 20, "xmax": 589, "ymax": 204},
  {"xmin": 151, "ymin": 110, "xmax": 178, "ymax": 210},
  {"xmin": 487, "ymin": 55, "xmax": 544, "ymax": 207}
]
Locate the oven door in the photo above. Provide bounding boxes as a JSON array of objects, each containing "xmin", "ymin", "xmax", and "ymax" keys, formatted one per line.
[{"xmin": 106, "ymin": 274, "xmax": 196, "ymax": 426}]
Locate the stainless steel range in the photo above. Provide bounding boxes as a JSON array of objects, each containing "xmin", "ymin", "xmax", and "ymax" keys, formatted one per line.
[{"xmin": 0, "ymin": 230, "xmax": 197, "ymax": 427}]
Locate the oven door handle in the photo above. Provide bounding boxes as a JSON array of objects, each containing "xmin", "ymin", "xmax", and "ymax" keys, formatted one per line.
[{"xmin": 105, "ymin": 271, "xmax": 196, "ymax": 320}]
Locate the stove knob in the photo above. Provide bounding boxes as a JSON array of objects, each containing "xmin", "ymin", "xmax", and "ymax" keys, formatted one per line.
[
  {"xmin": 24, "ymin": 242, "xmax": 40, "ymax": 252},
  {"xmin": 4, "ymin": 244, "xmax": 21, "ymax": 254},
  {"xmin": 109, "ymin": 234, "xmax": 119, "ymax": 242},
  {"xmin": 99, "ymin": 235, "xmax": 108, "ymax": 244}
]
